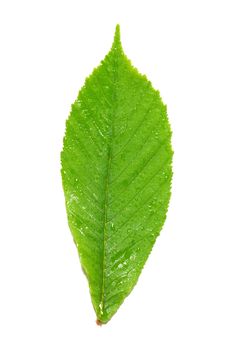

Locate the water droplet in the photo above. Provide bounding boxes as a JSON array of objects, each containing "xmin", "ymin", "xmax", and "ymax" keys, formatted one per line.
[
  {"xmin": 99, "ymin": 303, "xmax": 103, "ymax": 315},
  {"xmin": 110, "ymin": 222, "xmax": 115, "ymax": 231},
  {"xmin": 148, "ymin": 204, "xmax": 153, "ymax": 212},
  {"xmin": 93, "ymin": 193, "xmax": 98, "ymax": 200},
  {"xmin": 68, "ymin": 194, "xmax": 79, "ymax": 204},
  {"xmin": 130, "ymin": 253, "xmax": 136, "ymax": 261}
]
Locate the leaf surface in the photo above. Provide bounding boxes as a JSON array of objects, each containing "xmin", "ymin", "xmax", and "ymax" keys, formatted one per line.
[{"xmin": 61, "ymin": 25, "xmax": 173, "ymax": 324}]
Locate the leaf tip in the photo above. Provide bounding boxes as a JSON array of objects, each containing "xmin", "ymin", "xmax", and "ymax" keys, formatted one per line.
[
  {"xmin": 115, "ymin": 24, "xmax": 120, "ymax": 38},
  {"xmin": 112, "ymin": 24, "xmax": 121, "ymax": 48}
]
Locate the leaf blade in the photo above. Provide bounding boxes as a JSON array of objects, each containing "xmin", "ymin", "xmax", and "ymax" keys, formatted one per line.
[{"xmin": 61, "ymin": 25, "xmax": 173, "ymax": 324}]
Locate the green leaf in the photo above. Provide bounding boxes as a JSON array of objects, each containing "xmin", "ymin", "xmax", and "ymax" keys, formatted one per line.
[{"xmin": 61, "ymin": 25, "xmax": 173, "ymax": 324}]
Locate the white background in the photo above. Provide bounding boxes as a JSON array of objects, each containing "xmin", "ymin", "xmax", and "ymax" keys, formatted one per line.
[{"xmin": 0, "ymin": 0, "xmax": 228, "ymax": 349}]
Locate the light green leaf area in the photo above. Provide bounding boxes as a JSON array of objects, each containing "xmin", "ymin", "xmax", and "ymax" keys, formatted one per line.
[{"xmin": 61, "ymin": 25, "xmax": 173, "ymax": 324}]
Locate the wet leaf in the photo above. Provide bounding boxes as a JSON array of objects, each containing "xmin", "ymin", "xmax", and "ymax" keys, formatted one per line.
[{"xmin": 61, "ymin": 25, "xmax": 173, "ymax": 324}]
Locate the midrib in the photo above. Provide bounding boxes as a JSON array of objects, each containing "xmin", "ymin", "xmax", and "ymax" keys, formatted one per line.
[{"xmin": 99, "ymin": 49, "xmax": 118, "ymax": 319}]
